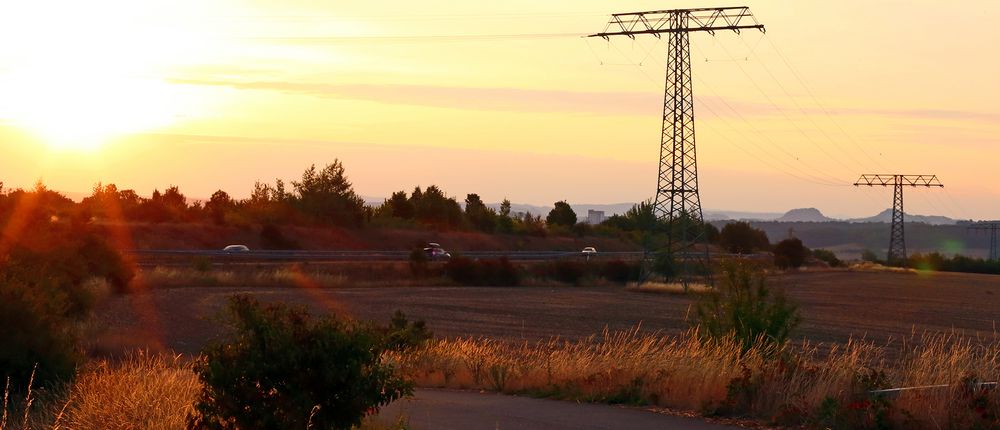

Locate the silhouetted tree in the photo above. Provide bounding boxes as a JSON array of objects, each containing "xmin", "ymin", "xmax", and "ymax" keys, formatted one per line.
[
  {"xmin": 464, "ymin": 193, "xmax": 496, "ymax": 232},
  {"xmin": 719, "ymin": 221, "xmax": 770, "ymax": 254},
  {"xmin": 385, "ymin": 190, "xmax": 414, "ymax": 219},
  {"xmin": 602, "ymin": 201, "xmax": 660, "ymax": 232},
  {"xmin": 206, "ymin": 190, "xmax": 235, "ymax": 225},
  {"xmin": 410, "ymin": 185, "xmax": 462, "ymax": 229},
  {"xmin": 496, "ymin": 198, "xmax": 514, "ymax": 234},
  {"xmin": 292, "ymin": 161, "xmax": 366, "ymax": 227},
  {"xmin": 546, "ymin": 200, "xmax": 577, "ymax": 227}
]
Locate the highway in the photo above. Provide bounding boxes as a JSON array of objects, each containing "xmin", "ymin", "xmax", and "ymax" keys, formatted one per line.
[{"xmin": 127, "ymin": 249, "xmax": 647, "ymax": 264}]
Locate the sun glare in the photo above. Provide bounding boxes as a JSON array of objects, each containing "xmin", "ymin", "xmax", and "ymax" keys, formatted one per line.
[{"xmin": 0, "ymin": 1, "xmax": 208, "ymax": 151}]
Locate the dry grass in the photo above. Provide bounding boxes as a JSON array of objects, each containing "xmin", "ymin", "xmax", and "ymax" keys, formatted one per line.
[
  {"xmin": 848, "ymin": 261, "xmax": 917, "ymax": 274},
  {"xmin": 625, "ymin": 281, "xmax": 713, "ymax": 295},
  {"xmin": 58, "ymin": 352, "xmax": 200, "ymax": 430},
  {"xmin": 2, "ymin": 353, "xmax": 199, "ymax": 430},
  {"xmin": 395, "ymin": 328, "xmax": 1000, "ymax": 428},
  {"xmin": 138, "ymin": 266, "xmax": 351, "ymax": 289}
]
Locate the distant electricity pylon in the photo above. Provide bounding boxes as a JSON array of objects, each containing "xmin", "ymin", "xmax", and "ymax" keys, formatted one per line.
[
  {"xmin": 588, "ymin": 7, "xmax": 764, "ymax": 285},
  {"xmin": 853, "ymin": 174, "xmax": 944, "ymax": 266},
  {"xmin": 967, "ymin": 222, "xmax": 1000, "ymax": 261}
]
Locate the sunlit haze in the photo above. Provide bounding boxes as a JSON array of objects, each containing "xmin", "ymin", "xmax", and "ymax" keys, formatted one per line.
[{"xmin": 1, "ymin": 0, "xmax": 998, "ymax": 219}]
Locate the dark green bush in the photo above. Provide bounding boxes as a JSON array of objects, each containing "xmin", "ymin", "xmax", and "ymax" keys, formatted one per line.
[
  {"xmin": 408, "ymin": 248, "xmax": 429, "ymax": 278},
  {"xmin": 0, "ymin": 224, "xmax": 131, "ymax": 388},
  {"xmin": 189, "ymin": 295, "xmax": 412, "ymax": 430},
  {"xmin": 773, "ymin": 238, "xmax": 809, "ymax": 269},
  {"xmin": 260, "ymin": 223, "xmax": 300, "ymax": 250},
  {"xmin": 381, "ymin": 310, "xmax": 433, "ymax": 352},
  {"xmin": 719, "ymin": 222, "xmax": 770, "ymax": 254},
  {"xmin": 444, "ymin": 256, "xmax": 520, "ymax": 286},
  {"xmin": 861, "ymin": 249, "xmax": 881, "ymax": 263},
  {"xmin": 551, "ymin": 260, "xmax": 587, "ymax": 285},
  {"xmin": 0, "ymin": 276, "xmax": 82, "ymax": 389},
  {"xmin": 600, "ymin": 259, "xmax": 641, "ymax": 284},
  {"xmin": 444, "ymin": 256, "xmax": 479, "ymax": 284},
  {"xmin": 812, "ymin": 249, "xmax": 842, "ymax": 268},
  {"xmin": 909, "ymin": 252, "xmax": 1000, "ymax": 275},
  {"xmin": 694, "ymin": 262, "xmax": 800, "ymax": 353}
]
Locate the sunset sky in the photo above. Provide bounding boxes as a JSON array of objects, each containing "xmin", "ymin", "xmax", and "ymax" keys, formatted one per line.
[{"xmin": 1, "ymin": 0, "xmax": 998, "ymax": 219}]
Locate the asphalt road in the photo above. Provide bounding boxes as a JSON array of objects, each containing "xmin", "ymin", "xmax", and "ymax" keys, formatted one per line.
[{"xmin": 377, "ymin": 389, "xmax": 743, "ymax": 430}]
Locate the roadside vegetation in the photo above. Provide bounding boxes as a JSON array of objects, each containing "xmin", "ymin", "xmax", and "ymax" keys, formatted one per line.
[
  {"xmin": 398, "ymin": 263, "xmax": 1000, "ymax": 429},
  {"xmin": 3, "ymin": 236, "xmax": 999, "ymax": 429}
]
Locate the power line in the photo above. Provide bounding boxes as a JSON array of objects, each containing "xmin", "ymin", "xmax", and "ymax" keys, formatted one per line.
[
  {"xmin": 245, "ymin": 32, "xmax": 587, "ymax": 44},
  {"xmin": 737, "ymin": 37, "xmax": 871, "ymax": 172},
  {"xmin": 593, "ymin": 32, "xmax": 848, "ymax": 188},
  {"xmin": 710, "ymin": 37, "xmax": 859, "ymax": 174},
  {"xmin": 759, "ymin": 34, "xmax": 886, "ymax": 170}
]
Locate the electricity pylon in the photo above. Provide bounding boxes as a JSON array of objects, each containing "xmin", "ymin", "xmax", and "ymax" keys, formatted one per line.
[
  {"xmin": 853, "ymin": 174, "xmax": 944, "ymax": 266},
  {"xmin": 589, "ymin": 7, "xmax": 764, "ymax": 286},
  {"xmin": 967, "ymin": 222, "xmax": 1000, "ymax": 261}
]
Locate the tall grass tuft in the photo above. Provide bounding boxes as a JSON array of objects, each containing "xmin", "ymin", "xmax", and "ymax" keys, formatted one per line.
[
  {"xmin": 60, "ymin": 352, "xmax": 200, "ymax": 430},
  {"xmin": 395, "ymin": 329, "xmax": 1000, "ymax": 428}
]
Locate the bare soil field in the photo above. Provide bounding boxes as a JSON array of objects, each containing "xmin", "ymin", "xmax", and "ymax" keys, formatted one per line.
[{"xmin": 91, "ymin": 269, "xmax": 1000, "ymax": 356}]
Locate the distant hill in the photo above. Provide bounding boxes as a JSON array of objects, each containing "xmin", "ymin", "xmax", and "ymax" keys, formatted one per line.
[
  {"xmin": 848, "ymin": 209, "xmax": 957, "ymax": 225},
  {"xmin": 776, "ymin": 208, "xmax": 834, "ymax": 222},
  {"xmin": 703, "ymin": 210, "xmax": 784, "ymax": 221}
]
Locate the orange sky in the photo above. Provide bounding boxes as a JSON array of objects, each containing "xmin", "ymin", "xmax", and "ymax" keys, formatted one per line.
[{"xmin": 1, "ymin": 1, "xmax": 998, "ymax": 218}]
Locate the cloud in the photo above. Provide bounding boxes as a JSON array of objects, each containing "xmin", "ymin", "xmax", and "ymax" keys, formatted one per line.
[
  {"xmin": 169, "ymin": 78, "xmax": 662, "ymax": 116},
  {"xmin": 169, "ymin": 76, "xmax": 1000, "ymax": 123}
]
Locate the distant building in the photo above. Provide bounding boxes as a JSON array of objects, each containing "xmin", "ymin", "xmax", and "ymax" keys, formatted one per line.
[{"xmin": 587, "ymin": 210, "xmax": 606, "ymax": 225}]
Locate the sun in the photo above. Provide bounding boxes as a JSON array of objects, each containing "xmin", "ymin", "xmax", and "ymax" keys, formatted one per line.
[
  {"xmin": 0, "ymin": 1, "xmax": 206, "ymax": 151},
  {"xmin": 0, "ymin": 71, "xmax": 180, "ymax": 151}
]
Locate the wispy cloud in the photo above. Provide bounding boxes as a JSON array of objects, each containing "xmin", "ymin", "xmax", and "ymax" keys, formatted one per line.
[
  {"xmin": 170, "ymin": 76, "xmax": 1000, "ymax": 123},
  {"xmin": 169, "ymin": 78, "xmax": 660, "ymax": 115}
]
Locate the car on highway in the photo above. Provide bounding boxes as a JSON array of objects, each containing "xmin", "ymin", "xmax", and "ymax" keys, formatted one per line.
[
  {"xmin": 581, "ymin": 247, "xmax": 597, "ymax": 255},
  {"xmin": 423, "ymin": 243, "xmax": 451, "ymax": 260},
  {"xmin": 223, "ymin": 244, "xmax": 250, "ymax": 252}
]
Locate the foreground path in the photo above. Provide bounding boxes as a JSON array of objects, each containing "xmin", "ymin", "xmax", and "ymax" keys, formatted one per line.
[{"xmin": 376, "ymin": 389, "xmax": 743, "ymax": 430}]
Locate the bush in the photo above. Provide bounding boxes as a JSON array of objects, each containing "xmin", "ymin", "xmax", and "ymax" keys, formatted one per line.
[
  {"xmin": 694, "ymin": 263, "xmax": 800, "ymax": 353},
  {"xmin": 600, "ymin": 259, "xmax": 641, "ymax": 284},
  {"xmin": 381, "ymin": 310, "xmax": 433, "ymax": 352},
  {"xmin": 0, "ymin": 224, "xmax": 131, "ymax": 388},
  {"xmin": 812, "ymin": 249, "xmax": 842, "ymax": 267},
  {"xmin": 260, "ymin": 223, "xmax": 299, "ymax": 250},
  {"xmin": 773, "ymin": 238, "xmax": 809, "ymax": 269},
  {"xmin": 189, "ymin": 295, "xmax": 412, "ymax": 430},
  {"xmin": 861, "ymin": 249, "xmax": 880, "ymax": 263},
  {"xmin": 444, "ymin": 256, "xmax": 520, "ymax": 286},
  {"xmin": 551, "ymin": 260, "xmax": 587, "ymax": 285},
  {"xmin": 408, "ymin": 248, "xmax": 429, "ymax": 278}
]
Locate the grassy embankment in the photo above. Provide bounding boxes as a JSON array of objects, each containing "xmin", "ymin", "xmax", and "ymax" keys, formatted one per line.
[{"xmin": 8, "ymin": 329, "xmax": 998, "ymax": 429}]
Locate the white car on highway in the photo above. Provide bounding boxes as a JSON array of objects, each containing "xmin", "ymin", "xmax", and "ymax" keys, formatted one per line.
[{"xmin": 223, "ymin": 244, "xmax": 250, "ymax": 252}]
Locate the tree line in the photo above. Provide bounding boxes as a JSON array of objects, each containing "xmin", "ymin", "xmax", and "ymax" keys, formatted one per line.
[
  {"xmin": 0, "ymin": 160, "xmax": 832, "ymax": 265},
  {"xmin": 0, "ymin": 161, "xmax": 620, "ymax": 237}
]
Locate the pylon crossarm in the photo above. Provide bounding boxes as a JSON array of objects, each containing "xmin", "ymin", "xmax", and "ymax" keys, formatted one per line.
[
  {"xmin": 588, "ymin": 7, "xmax": 764, "ymax": 38},
  {"xmin": 853, "ymin": 174, "xmax": 944, "ymax": 187}
]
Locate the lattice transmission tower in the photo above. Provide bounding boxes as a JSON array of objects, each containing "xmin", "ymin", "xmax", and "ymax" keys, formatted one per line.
[
  {"xmin": 967, "ymin": 222, "xmax": 1000, "ymax": 262},
  {"xmin": 588, "ymin": 7, "xmax": 764, "ymax": 285},
  {"xmin": 853, "ymin": 174, "xmax": 944, "ymax": 266}
]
